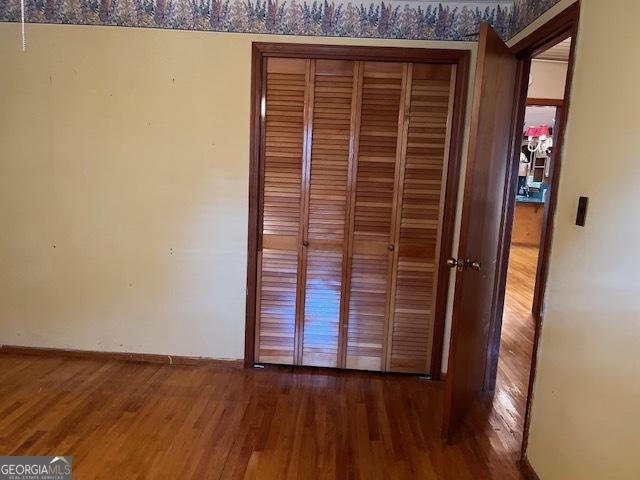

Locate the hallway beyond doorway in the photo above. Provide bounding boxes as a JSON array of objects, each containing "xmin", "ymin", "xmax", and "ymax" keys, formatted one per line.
[{"xmin": 497, "ymin": 245, "xmax": 539, "ymax": 440}]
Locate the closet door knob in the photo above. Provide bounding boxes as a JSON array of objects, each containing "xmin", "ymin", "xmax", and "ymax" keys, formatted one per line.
[
  {"xmin": 447, "ymin": 258, "xmax": 466, "ymax": 272},
  {"xmin": 388, "ymin": 244, "xmax": 395, "ymax": 252},
  {"xmin": 302, "ymin": 240, "xmax": 309, "ymax": 247}
]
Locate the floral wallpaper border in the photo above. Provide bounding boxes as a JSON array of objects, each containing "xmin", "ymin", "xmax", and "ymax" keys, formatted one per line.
[
  {"xmin": 511, "ymin": 0, "xmax": 561, "ymax": 38},
  {"xmin": 0, "ymin": 0, "xmax": 560, "ymax": 41}
]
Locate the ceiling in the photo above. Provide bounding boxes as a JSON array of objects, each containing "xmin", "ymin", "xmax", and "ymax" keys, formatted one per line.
[
  {"xmin": 524, "ymin": 106, "xmax": 557, "ymax": 130},
  {"xmin": 535, "ymin": 38, "xmax": 572, "ymax": 62}
]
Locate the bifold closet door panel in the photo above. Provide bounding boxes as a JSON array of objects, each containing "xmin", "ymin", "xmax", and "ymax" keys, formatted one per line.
[
  {"xmin": 388, "ymin": 64, "xmax": 455, "ymax": 373},
  {"xmin": 345, "ymin": 61, "xmax": 405, "ymax": 371},
  {"xmin": 302, "ymin": 60, "xmax": 355, "ymax": 368},
  {"xmin": 257, "ymin": 58, "xmax": 307, "ymax": 365}
]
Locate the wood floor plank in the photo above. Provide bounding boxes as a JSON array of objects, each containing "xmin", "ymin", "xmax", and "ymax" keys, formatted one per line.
[{"xmin": 0, "ymin": 247, "xmax": 536, "ymax": 479}]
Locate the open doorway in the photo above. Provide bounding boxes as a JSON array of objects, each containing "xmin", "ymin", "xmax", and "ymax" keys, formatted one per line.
[
  {"xmin": 496, "ymin": 34, "xmax": 575, "ymax": 462},
  {"xmin": 508, "ymin": 100, "xmax": 562, "ymax": 317},
  {"xmin": 467, "ymin": 33, "xmax": 575, "ymax": 419}
]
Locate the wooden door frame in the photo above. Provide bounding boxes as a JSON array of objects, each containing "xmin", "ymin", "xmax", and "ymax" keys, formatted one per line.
[
  {"xmin": 244, "ymin": 43, "xmax": 471, "ymax": 374},
  {"xmin": 526, "ymin": 97, "xmax": 564, "ymax": 107},
  {"xmin": 516, "ymin": 3, "xmax": 580, "ymax": 469},
  {"xmin": 526, "ymin": 98, "xmax": 564, "ymax": 318}
]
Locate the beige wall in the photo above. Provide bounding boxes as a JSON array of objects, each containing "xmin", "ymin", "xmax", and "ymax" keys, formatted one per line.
[
  {"xmin": 0, "ymin": 23, "xmax": 474, "ymax": 360},
  {"xmin": 529, "ymin": 59, "xmax": 568, "ymax": 99},
  {"xmin": 510, "ymin": 0, "xmax": 640, "ymax": 478}
]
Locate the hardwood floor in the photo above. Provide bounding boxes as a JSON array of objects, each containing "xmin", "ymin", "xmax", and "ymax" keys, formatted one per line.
[
  {"xmin": 497, "ymin": 244, "xmax": 539, "ymax": 437},
  {"xmin": 477, "ymin": 243, "xmax": 539, "ymax": 478},
  {"xmin": 0, "ymin": 247, "xmax": 538, "ymax": 479}
]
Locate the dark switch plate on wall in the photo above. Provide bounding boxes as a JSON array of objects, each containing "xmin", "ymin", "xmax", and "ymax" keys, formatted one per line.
[{"xmin": 576, "ymin": 196, "xmax": 588, "ymax": 226}]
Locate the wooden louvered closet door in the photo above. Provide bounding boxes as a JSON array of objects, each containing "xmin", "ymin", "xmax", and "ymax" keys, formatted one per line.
[
  {"xmin": 256, "ymin": 56, "xmax": 457, "ymax": 374},
  {"xmin": 300, "ymin": 60, "xmax": 357, "ymax": 367},
  {"xmin": 344, "ymin": 61, "xmax": 406, "ymax": 371},
  {"xmin": 386, "ymin": 64, "xmax": 456, "ymax": 373},
  {"xmin": 256, "ymin": 58, "xmax": 307, "ymax": 364}
]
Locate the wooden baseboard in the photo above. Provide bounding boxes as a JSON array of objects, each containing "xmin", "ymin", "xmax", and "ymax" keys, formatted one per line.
[
  {"xmin": 520, "ymin": 456, "xmax": 541, "ymax": 480},
  {"xmin": 0, "ymin": 344, "xmax": 243, "ymax": 368}
]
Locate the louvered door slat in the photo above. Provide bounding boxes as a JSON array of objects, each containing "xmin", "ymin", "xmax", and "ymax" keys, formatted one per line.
[
  {"xmin": 389, "ymin": 64, "xmax": 455, "ymax": 373},
  {"xmin": 302, "ymin": 60, "xmax": 355, "ymax": 367},
  {"xmin": 257, "ymin": 58, "xmax": 307, "ymax": 365},
  {"xmin": 345, "ymin": 62, "xmax": 405, "ymax": 371}
]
